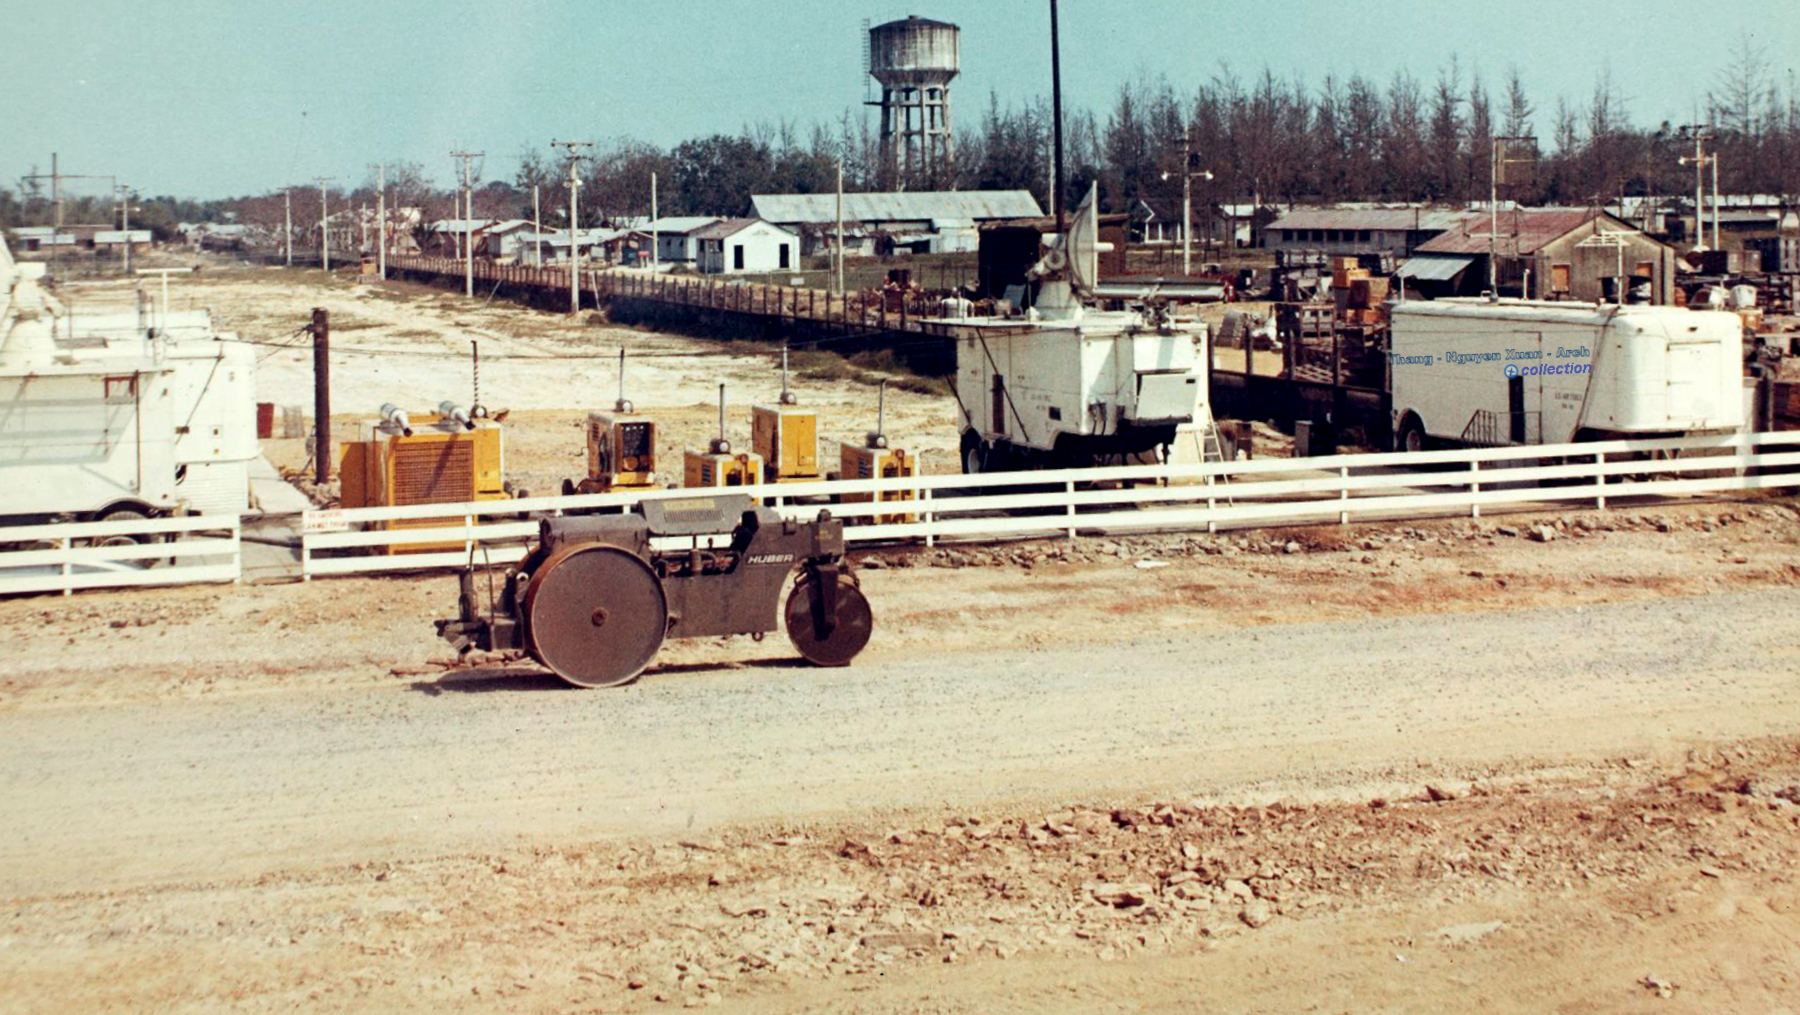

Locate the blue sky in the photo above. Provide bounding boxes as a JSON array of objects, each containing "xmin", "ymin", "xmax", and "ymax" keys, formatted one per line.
[{"xmin": 4, "ymin": 0, "xmax": 1796, "ymax": 200}]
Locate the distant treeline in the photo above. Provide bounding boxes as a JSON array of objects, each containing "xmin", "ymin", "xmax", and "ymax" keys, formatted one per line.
[{"xmin": 8, "ymin": 42, "xmax": 1795, "ymax": 245}]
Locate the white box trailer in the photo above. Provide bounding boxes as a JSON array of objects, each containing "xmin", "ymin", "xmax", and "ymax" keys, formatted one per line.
[
  {"xmin": 0, "ymin": 355, "xmax": 183, "ymax": 522},
  {"xmin": 0, "ymin": 247, "xmax": 258, "ymax": 522},
  {"xmin": 1388, "ymin": 299, "xmax": 1744, "ymax": 450},
  {"xmin": 945, "ymin": 318, "xmax": 1208, "ymax": 470}
]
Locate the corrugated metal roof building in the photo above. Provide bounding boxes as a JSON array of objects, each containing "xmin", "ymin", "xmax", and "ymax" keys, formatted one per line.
[
  {"xmin": 1264, "ymin": 207, "xmax": 1464, "ymax": 257},
  {"xmin": 750, "ymin": 190, "xmax": 1042, "ymax": 255}
]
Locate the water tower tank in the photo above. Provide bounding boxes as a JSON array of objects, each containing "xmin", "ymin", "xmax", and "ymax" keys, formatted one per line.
[{"xmin": 867, "ymin": 16, "xmax": 960, "ymax": 189}]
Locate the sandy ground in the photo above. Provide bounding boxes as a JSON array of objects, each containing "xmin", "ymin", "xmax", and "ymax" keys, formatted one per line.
[
  {"xmin": 9, "ymin": 264, "xmax": 1800, "ymax": 1013},
  {"xmin": 55, "ymin": 263, "xmax": 966, "ymax": 493}
]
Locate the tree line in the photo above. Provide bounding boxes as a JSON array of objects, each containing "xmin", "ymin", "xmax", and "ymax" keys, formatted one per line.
[{"xmin": 6, "ymin": 42, "xmax": 1795, "ymax": 246}]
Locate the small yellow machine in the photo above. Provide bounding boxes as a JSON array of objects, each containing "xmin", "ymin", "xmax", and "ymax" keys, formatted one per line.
[
  {"xmin": 683, "ymin": 382, "xmax": 763, "ymax": 489},
  {"xmin": 567, "ymin": 351, "xmax": 660, "ymax": 495},
  {"xmin": 339, "ymin": 402, "xmax": 508, "ymax": 552},
  {"xmin": 751, "ymin": 349, "xmax": 820, "ymax": 483},
  {"xmin": 839, "ymin": 381, "xmax": 918, "ymax": 524}
]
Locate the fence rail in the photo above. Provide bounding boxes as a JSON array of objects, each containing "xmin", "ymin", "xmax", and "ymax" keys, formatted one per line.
[
  {"xmin": 298, "ymin": 431, "xmax": 1800, "ymax": 580},
  {"xmin": 0, "ymin": 514, "xmax": 242, "ymax": 596}
]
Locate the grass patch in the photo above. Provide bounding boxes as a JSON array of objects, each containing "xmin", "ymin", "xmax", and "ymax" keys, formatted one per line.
[
  {"xmin": 390, "ymin": 328, "xmax": 439, "ymax": 339},
  {"xmin": 789, "ymin": 350, "xmax": 950, "ymax": 397}
]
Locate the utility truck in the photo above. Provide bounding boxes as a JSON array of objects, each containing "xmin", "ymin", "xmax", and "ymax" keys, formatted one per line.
[
  {"xmin": 0, "ymin": 240, "xmax": 257, "ymax": 524},
  {"xmin": 1387, "ymin": 299, "xmax": 1744, "ymax": 451},
  {"xmin": 924, "ymin": 185, "xmax": 1214, "ymax": 472}
]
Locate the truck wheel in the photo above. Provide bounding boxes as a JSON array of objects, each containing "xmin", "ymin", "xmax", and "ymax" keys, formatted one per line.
[
  {"xmin": 961, "ymin": 433, "xmax": 986, "ymax": 475},
  {"xmin": 92, "ymin": 507, "xmax": 164, "ymax": 569},
  {"xmin": 1396, "ymin": 415, "xmax": 1426, "ymax": 454}
]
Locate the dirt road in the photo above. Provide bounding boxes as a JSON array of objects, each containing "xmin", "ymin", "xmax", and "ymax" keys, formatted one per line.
[{"xmin": 5, "ymin": 583, "xmax": 1800, "ymax": 905}]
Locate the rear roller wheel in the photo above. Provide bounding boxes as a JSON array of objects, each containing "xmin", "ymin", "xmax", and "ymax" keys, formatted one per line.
[
  {"xmin": 522, "ymin": 544, "xmax": 668, "ymax": 688},
  {"xmin": 784, "ymin": 573, "xmax": 873, "ymax": 667}
]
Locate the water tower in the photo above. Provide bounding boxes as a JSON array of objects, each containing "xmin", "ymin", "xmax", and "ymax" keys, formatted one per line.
[{"xmin": 867, "ymin": 15, "xmax": 960, "ymax": 188}]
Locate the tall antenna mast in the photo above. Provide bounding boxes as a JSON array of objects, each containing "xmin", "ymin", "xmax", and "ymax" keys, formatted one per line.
[{"xmin": 1049, "ymin": 0, "xmax": 1066, "ymax": 234}]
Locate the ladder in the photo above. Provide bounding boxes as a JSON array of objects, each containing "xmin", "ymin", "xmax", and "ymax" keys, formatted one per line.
[{"xmin": 1193, "ymin": 405, "xmax": 1234, "ymax": 524}]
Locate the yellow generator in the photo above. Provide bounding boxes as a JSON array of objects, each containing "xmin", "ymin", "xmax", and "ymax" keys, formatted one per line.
[
  {"xmin": 839, "ymin": 381, "xmax": 918, "ymax": 523},
  {"xmin": 751, "ymin": 403, "xmax": 820, "ymax": 483},
  {"xmin": 568, "ymin": 410, "xmax": 659, "ymax": 494},
  {"xmin": 339, "ymin": 402, "xmax": 507, "ymax": 553},
  {"xmin": 568, "ymin": 349, "xmax": 662, "ymax": 495},
  {"xmin": 683, "ymin": 382, "xmax": 763, "ymax": 490},
  {"xmin": 751, "ymin": 350, "xmax": 821, "ymax": 484}
]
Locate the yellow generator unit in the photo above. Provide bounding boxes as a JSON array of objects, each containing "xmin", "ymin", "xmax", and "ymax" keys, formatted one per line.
[
  {"xmin": 683, "ymin": 381, "xmax": 763, "ymax": 491},
  {"xmin": 839, "ymin": 381, "xmax": 918, "ymax": 523},
  {"xmin": 339, "ymin": 402, "xmax": 507, "ymax": 553},
  {"xmin": 683, "ymin": 449, "xmax": 763, "ymax": 489},
  {"xmin": 569, "ymin": 410, "xmax": 659, "ymax": 494},
  {"xmin": 751, "ymin": 403, "xmax": 820, "ymax": 483}
]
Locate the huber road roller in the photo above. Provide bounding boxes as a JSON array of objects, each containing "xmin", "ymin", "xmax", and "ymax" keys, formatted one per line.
[{"xmin": 435, "ymin": 494, "xmax": 872, "ymax": 688}]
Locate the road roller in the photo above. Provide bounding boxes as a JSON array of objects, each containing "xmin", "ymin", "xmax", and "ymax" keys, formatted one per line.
[{"xmin": 435, "ymin": 493, "xmax": 872, "ymax": 688}]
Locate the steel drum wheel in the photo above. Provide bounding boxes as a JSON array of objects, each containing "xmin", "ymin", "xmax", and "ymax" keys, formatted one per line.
[
  {"xmin": 522, "ymin": 544, "xmax": 668, "ymax": 688},
  {"xmin": 784, "ymin": 573, "xmax": 873, "ymax": 667}
]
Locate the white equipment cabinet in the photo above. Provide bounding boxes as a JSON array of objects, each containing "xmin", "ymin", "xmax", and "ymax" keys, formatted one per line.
[
  {"xmin": 1388, "ymin": 299, "xmax": 1744, "ymax": 450},
  {"xmin": 0, "ymin": 240, "xmax": 258, "ymax": 522},
  {"xmin": 932, "ymin": 185, "xmax": 1212, "ymax": 471}
]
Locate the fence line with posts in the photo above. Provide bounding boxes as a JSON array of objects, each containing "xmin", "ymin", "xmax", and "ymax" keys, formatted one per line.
[
  {"xmin": 0, "ymin": 514, "xmax": 243, "ymax": 596},
  {"xmin": 298, "ymin": 431, "xmax": 1800, "ymax": 580}
]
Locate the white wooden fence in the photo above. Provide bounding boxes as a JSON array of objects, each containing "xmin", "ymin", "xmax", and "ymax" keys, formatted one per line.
[
  {"xmin": 0, "ymin": 514, "xmax": 242, "ymax": 596},
  {"xmin": 299, "ymin": 430, "xmax": 1800, "ymax": 580}
]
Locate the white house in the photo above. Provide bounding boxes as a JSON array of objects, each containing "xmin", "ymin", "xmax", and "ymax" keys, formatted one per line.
[
  {"xmin": 693, "ymin": 218, "xmax": 799, "ymax": 275},
  {"xmin": 648, "ymin": 216, "xmax": 722, "ymax": 264}
]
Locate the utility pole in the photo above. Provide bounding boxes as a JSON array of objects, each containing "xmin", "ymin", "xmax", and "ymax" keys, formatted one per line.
[
  {"xmin": 305, "ymin": 308, "xmax": 331, "ymax": 485},
  {"xmin": 650, "ymin": 170, "xmax": 659, "ymax": 272},
  {"xmin": 283, "ymin": 188, "xmax": 294, "ymax": 266},
  {"xmin": 451, "ymin": 150, "xmax": 485, "ymax": 297},
  {"xmin": 375, "ymin": 162, "xmax": 387, "ymax": 280},
  {"xmin": 1679, "ymin": 125, "xmax": 1714, "ymax": 252},
  {"xmin": 835, "ymin": 158, "xmax": 845, "ymax": 295},
  {"xmin": 551, "ymin": 139, "xmax": 593, "ymax": 314},
  {"xmin": 1488, "ymin": 136, "xmax": 1537, "ymax": 297},
  {"xmin": 532, "ymin": 184, "xmax": 542, "ymax": 266},
  {"xmin": 116, "ymin": 184, "xmax": 134, "ymax": 274},
  {"xmin": 315, "ymin": 178, "xmax": 335, "ymax": 271}
]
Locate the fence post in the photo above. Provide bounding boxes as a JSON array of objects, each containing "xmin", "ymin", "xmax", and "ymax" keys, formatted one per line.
[
  {"xmin": 232, "ymin": 518, "xmax": 243, "ymax": 584},
  {"xmin": 1470, "ymin": 459, "xmax": 1482, "ymax": 518},
  {"xmin": 1594, "ymin": 451, "xmax": 1607, "ymax": 511},
  {"xmin": 1338, "ymin": 465, "xmax": 1350, "ymax": 525},
  {"xmin": 300, "ymin": 525, "xmax": 312, "ymax": 582},
  {"xmin": 465, "ymin": 512, "xmax": 476, "ymax": 560},
  {"xmin": 923, "ymin": 487, "xmax": 935, "ymax": 548},
  {"xmin": 60, "ymin": 534, "xmax": 72, "ymax": 597},
  {"xmin": 1206, "ymin": 473, "xmax": 1217, "ymax": 533},
  {"xmin": 1066, "ymin": 479, "xmax": 1077, "ymax": 539}
]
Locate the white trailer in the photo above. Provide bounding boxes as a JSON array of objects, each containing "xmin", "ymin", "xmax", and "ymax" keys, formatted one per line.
[
  {"xmin": 0, "ymin": 242, "xmax": 259, "ymax": 523},
  {"xmin": 930, "ymin": 184, "xmax": 1212, "ymax": 471},
  {"xmin": 1388, "ymin": 299, "xmax": 1744, "ymax": 451}
]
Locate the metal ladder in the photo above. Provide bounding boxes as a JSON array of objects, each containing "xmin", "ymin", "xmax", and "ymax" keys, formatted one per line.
[{"xmin": 1193, "ymin": 405, "xmax": 1235, "ymax": 518}]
